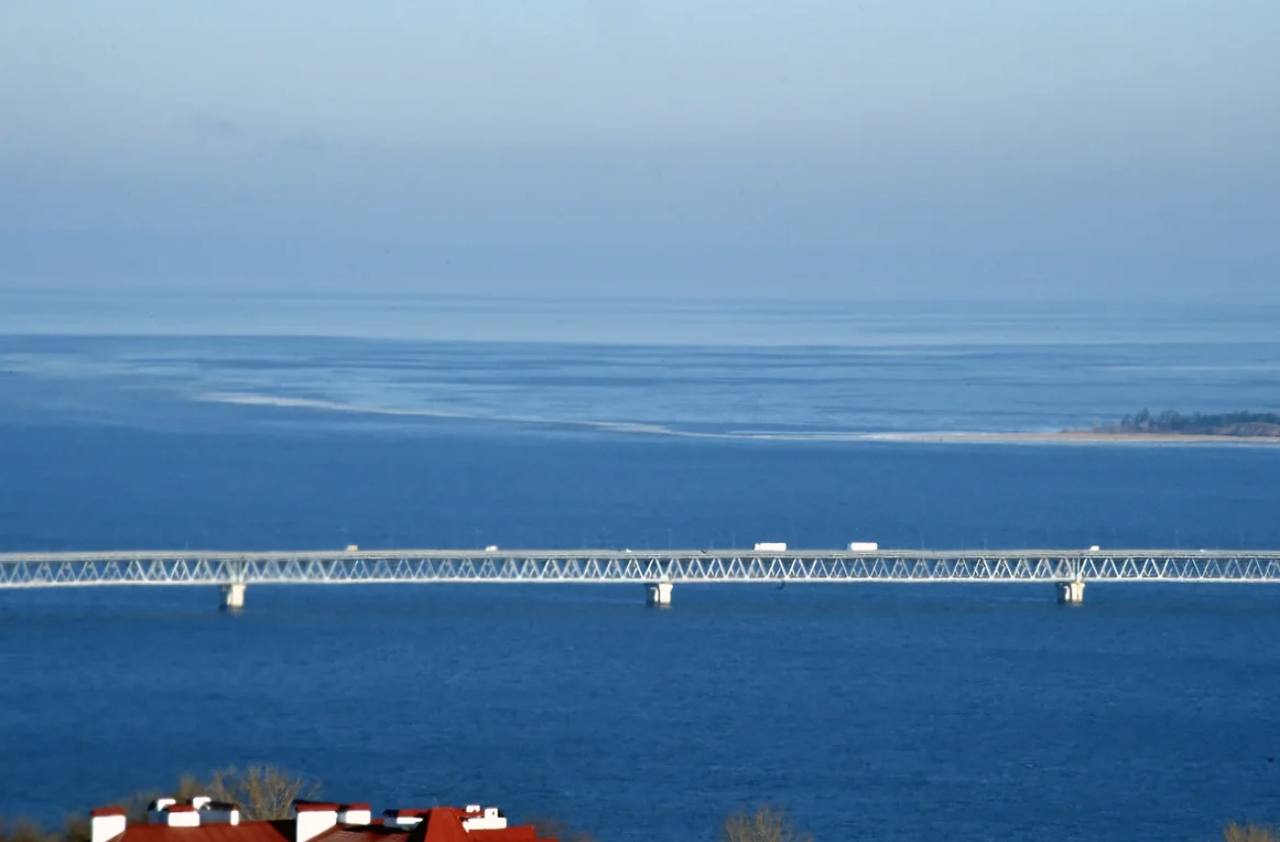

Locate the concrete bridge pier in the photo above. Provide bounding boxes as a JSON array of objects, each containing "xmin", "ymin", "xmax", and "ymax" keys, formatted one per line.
[
  {"xmin": 221, "ymin": 582, "xmax": 246, "ymax": 611},
  {"xmin": 646, "ymin": 581, "xmax": 673, "ymax": 606},
  {"xmin": 1057, "ymin": 578, "xmax": 1086, "ymax": 605}
]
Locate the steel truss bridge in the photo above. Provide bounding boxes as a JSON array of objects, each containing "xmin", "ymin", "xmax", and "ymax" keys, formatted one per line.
[{"xmin": 3, "ymin": 549, "xmax": 1280, "ymax": 589}]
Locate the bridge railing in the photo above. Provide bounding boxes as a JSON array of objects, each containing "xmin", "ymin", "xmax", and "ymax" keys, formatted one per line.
[{"xmin": 3, "ymin": 549, "xmax": 1280, "ymax": 587}]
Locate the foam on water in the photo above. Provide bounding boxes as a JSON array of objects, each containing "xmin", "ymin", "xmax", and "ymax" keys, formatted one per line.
[{"xmin": 5, "ymin": 327, "xmax": 1278, "ymax": 437}]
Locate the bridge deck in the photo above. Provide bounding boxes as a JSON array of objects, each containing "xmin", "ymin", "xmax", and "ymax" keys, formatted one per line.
[{"xmin": 2, "ymin": 549, "xmax": 1280, "ymax": 587}]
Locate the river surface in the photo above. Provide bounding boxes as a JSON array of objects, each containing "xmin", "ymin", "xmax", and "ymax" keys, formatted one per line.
[{"xmin": 1, "ymin": 292, "xmax": 1278, "ymax": 840}]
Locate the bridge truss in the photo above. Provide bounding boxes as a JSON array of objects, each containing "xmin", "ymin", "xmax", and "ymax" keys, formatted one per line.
[{"xmin": 2, "ymin": 549, "xmax": 1280, "ymax": 588}]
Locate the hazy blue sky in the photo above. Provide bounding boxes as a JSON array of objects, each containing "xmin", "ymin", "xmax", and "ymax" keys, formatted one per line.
[{"xmin": 1, "ymin": 1, "xmax": 1277, "ymax": 299}]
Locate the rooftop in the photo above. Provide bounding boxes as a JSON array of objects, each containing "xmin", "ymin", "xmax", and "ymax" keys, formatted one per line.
[{"xmin": 90, "ymin": 799, "xmax": 555, "ymax": 842}]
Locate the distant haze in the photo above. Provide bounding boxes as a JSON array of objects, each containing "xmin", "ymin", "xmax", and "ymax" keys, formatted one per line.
[{"xmin": 2, "ymin": 1, "xmax": 1278, "ymax": 301}]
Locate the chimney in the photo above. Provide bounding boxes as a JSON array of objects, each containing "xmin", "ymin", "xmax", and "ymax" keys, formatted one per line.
[
  {"xmin": 159, "ymin": 806, "xmax": 200, "ymax": 828},
  {"xmin": 148, "ymin": 799, "xmax": 177, "ymax": 824},
  {"xmin": 199, "ymin": 801, "xmax": 242, "ymax": 826},
  {"xmin": 91, "ymin": 807, "xmax": 127, "ymax": 842},
  {"xmin": 336, "ymin": 805, "xmax": 371, "ymax": 825},
  {"xmin": 382, "ymin": 810, "xmax": 426, "ymax": 829},
  {"xmin": 292, "ymin": 801, "xmax": 340, "ymax": 842},
  {"xmin": 461, "ymin": 807, "xmax": 507, "ymax": 832}
]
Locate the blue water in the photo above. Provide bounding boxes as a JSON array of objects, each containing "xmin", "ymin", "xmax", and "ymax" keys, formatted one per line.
[{"xmin": 1, "ymin": 294, "xmax": 1279, "ymax": 839}]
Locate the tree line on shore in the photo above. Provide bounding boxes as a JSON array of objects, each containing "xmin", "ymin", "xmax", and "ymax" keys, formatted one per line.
[
  {"xmin": 0, "ymin": 766, "xmax": 1272, "ymax": 842},
  {"xmin": 1107, "ymin": 409, "xmax": 1280, "ymax": 436}
]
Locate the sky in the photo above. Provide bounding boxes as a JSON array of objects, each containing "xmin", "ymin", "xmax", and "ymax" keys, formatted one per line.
[{"xmin": 1, "ymin": 1, "xmax": 1278, "ymax": 301}]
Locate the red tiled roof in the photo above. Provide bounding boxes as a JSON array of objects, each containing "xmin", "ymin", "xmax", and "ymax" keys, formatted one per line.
[
  {"xmin": 321, "ymin": 827, "xmax": 404, "ymax": 842},
  {"xmin": 92, "ymin": 807, "xmax": 127, "ymax": 818},
  {"xmin": 414, "ymin": 809, "xmax": 553, "ymax": 842},
  {"xmin": 470, "ymin": 830, "xmax": 541, "ymax": 841},
  {"xmin": 121, "ymin": 820, "xmax": 293, "ymax": 842}
]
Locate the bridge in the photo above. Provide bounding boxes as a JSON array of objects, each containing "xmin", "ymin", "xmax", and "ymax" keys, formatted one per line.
[{"xmin": 2, "ymin": 548, "xmax": 1280, "ymax": 608}]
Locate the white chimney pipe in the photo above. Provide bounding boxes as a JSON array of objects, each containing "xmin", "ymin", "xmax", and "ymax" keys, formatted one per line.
[
  {"xmin": 382, "ymin": 810, "xmax": 425, "ymax": 829},
  {"xmin": 148, "ymin": 799, "xmax": 177, "ymax": 824},
  {"xmin": 337, "ymin": 805, "xmax": 371, "ymax": 825},
  {"xmin": 199, "ymin": 802, "xmax": 241, "ymax": 825},
  {"xmin": 461, "ymin": 807, "xmax": 507, "ymax": 831},
  {"xmin": 292, "ymin": 802, "xmax": 340, "ymax": 842},
  {"xmin": 91, "ymin": 808, "xmax": 127, "ymax": 842},
  {"xmin": 161, "ymin": 807, "xmax": 200, "ymax": 828}
]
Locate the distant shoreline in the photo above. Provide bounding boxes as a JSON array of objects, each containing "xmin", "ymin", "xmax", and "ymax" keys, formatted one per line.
[
  {"xmin": 1091, "ymin": 410, "xmax": 1280, "ymax": 439},
  {"xmin": 198, "ymin": 392, "xmax": 1280, "ymax": 445},
  {"xmin": 861, "ymin": 430, "xmax": 1280, "ymax": 445},
  {"xmin": 768, "ymin": 409, "xmax": 1280, "ymax": 445}
]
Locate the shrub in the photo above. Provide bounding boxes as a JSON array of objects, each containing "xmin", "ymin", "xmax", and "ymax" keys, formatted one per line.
[
  {"xmin": 1225, "ymin": 824, "xmax": 1280, "ymax": 842},
  {"xmin": 0, "ymin": 818, "xmax": 59, "ymax": 842},
  {"xmin": 197, "ymin": 767, "xmax": 319, "ymax": 821},
  {"xmin": 721, "ymin": 807, "xmax": 811, "ymax": 842},
  {"xmin": 0, "ymin": 766, "xmax": 318, "ymax": 842}
]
